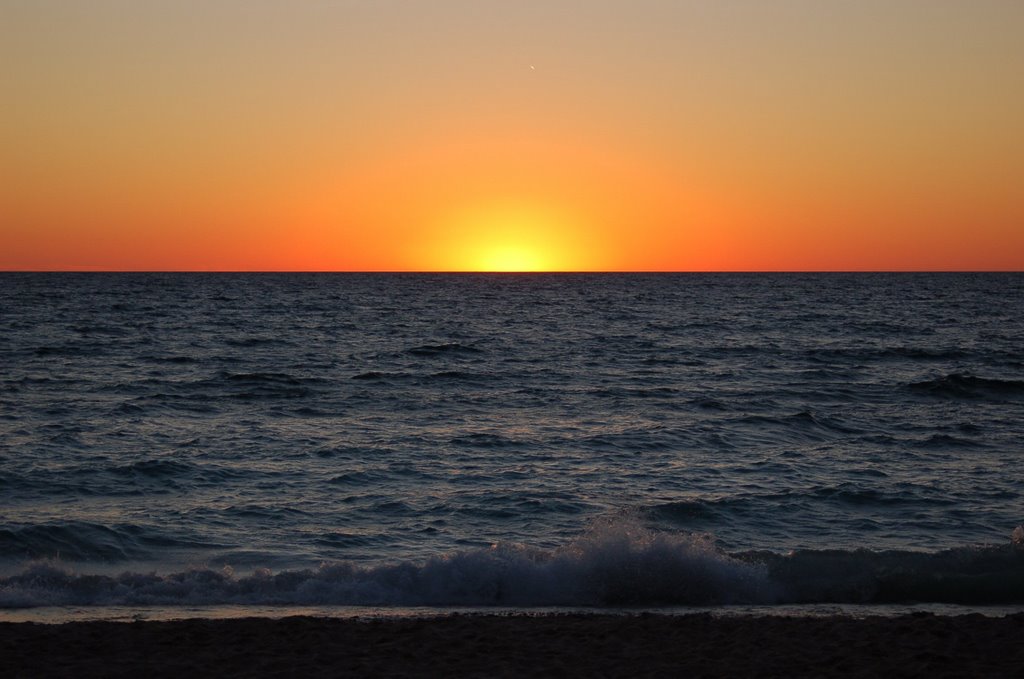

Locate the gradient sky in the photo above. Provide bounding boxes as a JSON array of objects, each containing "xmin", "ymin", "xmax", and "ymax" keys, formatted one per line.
[{"xmin": 3, "ymin": 0, "xmax": 1022, "ymax": 270}]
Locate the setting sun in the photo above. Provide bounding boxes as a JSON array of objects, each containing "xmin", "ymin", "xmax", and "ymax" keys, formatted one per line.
[
  {"xmin": 424, "ymin": 200, "xmax": 586, "ymax": 272},
  {"xmin": 461, "ymin": 204, "xmax": 561, "ymax": 272},
  {"xmin": 474, "ymin": 245, "xmax": 545, "ymax": 272}
]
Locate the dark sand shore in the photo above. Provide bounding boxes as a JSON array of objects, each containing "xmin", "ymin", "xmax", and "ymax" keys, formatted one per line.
[{"xmin": 3, "ymin": 613, "xmax": 1023, "ymax": 677}]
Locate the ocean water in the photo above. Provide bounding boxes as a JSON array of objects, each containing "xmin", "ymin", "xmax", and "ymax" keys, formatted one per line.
[{"xmin": 1, "ymin": 272, "xmax": 1023, "ymax": 612}]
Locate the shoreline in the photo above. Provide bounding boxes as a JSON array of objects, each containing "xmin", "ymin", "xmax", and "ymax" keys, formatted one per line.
[
  {"xmin": 4, "ymin": 612, "xmax": 1024, "ymax": 677},
  {"xmin": 4, "ymin": 602, "xmax": 1024, "ymax": 625}
]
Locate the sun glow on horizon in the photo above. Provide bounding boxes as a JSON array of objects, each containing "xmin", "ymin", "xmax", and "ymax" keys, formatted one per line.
[
  {"xmin": 431, "ymin": 200, "xmax": 587, "ymax": 272},
  {"xmin": 473, "ymin": 244, "xmax": 547, "ymax": 272}
]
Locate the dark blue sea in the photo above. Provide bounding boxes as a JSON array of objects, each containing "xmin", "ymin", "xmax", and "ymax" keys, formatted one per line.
[{"xmin": 2, "ymin": 273, "xmax": 1023, "ymax": 617}]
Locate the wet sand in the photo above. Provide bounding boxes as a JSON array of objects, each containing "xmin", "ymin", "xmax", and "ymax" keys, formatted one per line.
[{"xmin": 3, "ymin": 613, "xmax": 1023, "ymax": 677}]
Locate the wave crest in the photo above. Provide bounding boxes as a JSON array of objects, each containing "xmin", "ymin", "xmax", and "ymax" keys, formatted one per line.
[
  {"xmin": 0, "ymin": 520, "xmax": 765, "ymax": 608},
  {"xmin": 3, "ymin": 520, "xmax": 1023, "ymax": 609}
]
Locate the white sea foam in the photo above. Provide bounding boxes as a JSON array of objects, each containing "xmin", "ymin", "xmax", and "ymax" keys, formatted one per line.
[
  {"xmin": 3, "ymin": 520, "xmax": 1023, "ymax": 609},
  {"xmin": 0, "ymin": 519, "xmax": 767, "ymax": 608}
]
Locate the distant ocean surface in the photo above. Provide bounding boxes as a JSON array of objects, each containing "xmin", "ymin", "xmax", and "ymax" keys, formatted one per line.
[{"xmin": 2, "ymin": 273, "xmax": 1023, "ymax": 612}]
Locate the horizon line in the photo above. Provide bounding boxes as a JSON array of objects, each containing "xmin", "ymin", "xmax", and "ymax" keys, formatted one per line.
[{"xmin": 2, "ymin": 269, "xmax": 1022, "ymax": 274}]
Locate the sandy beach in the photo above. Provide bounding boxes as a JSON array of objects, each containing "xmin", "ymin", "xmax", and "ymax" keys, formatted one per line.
[{"xmin": 3, "ymin": 613, "xmax": 1023, "ymax": 677}]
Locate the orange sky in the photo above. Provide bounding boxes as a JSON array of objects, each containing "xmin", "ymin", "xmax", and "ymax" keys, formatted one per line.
[{"xmin": 2, "ymin": 1, "xmax": 1022, "ymax": 271}]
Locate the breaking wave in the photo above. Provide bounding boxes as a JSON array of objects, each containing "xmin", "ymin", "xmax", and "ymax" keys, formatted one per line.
[{"xmin": 3, "ymin": 520, "xmax": 1023, "ymax": 609}]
